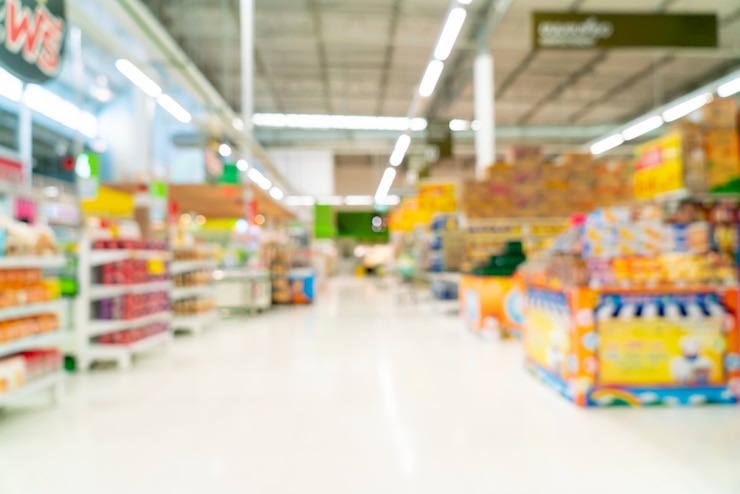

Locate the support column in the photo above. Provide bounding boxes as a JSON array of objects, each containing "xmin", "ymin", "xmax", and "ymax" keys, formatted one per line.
[
  {"xmin": 474, "ymin": 40, "xmax": 495, "ymax": 179},
  {"xmin": 240, "ymin": 0, "xmax": 254, "ymax": 134}
]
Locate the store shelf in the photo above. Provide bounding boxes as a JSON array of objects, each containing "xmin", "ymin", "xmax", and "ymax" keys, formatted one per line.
[
  {"xmin": 90, "ymin": 250, "xmax": 171, "ymax": 266},
  {"xmin": 170, "ymin": 260, "xmax": 217, "ymax": 275},
  {"xmin": 87, "ymin": 332, "xmax": 172, "ymax": 369},
  {"xmin": 88, "ymin": 311, "xmax": 172, "ymax": 338},
  {"xmin": 0, "ymin": 300, "xmax": 64, "ymax": 321},
  {"xmin": 0, "ymin": 372, "xmax": 64, "ymax": 407},
  {"xmin": 173, "ymin": 311, "xmax": 217, "ymax": 334},
  {"xmin": 0, "ymin": 256, "xmax": 66, "ymax": 270},
  {"xmin": 0, "ymin": 331, "xmax": 63, "ymax": 359},
  {"xmin": 171, "ymin": 284, "xmax": 213, "ymax": 300},
  {"xmin": 89, "ymin": 281, "xmax": 172, "ymax": 300}
]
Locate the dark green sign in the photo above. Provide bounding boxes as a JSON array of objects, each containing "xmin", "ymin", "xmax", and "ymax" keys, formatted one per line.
[
  {"xmin": 532, "ymin": 12, "xmax": 717, "ymax": 49},
  {"xmin": 0, "ymin": 0, "xmax": 67, "ymax": 83}
]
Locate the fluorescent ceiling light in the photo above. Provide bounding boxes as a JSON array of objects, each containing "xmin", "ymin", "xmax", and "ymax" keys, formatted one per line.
[
  {"xmin": 590, "ymin": 134, "xmax": 624, "ymax": 155},
  {"xmin": 156, "ymin": 94, "xmax": 192, "ymax": 123},
  {"xmin": 471, "ymin": 120, "xmax": 481, "ymax": 131},
  {"xmin": 233, "ymin": 117, "xmax": 245, "ymax": 130},
  {"xmin": 286, "ymin": 196, "xmax": 316, "ymax": 207},
  {"xmin": 390, "ymin": 134, "xmax": 411, "ymax": 167},
  {"xmin": 622, "ymin": 115, "xmax": 663, "ymax": 141},
  {"xmin": 449, "ymin": 119, "xmax": 470, "ymax": 131},
  {"xmin": 434, "ymin": 8, "xmax": 467, "ymax": 61},
  {"xmin": 419, "ymin": 60, "xmax": 444, "ymax": 98},
  {"xmin": 381, "ymin": 195, "xmax": 401, "ymax": 206},
  {"xmin": 662, "ymin": 93, "xmax": 712, "ymax": 123},
  {"xmin": 219, "ymin": 143, "xmax": 232, "ymax": 157},
  {"xmin": 115, "ymin": 59, "xmax": 162, "ymax": 98},
  {"xmin": 317, "ymin": 196, "xmax": 344, "ymax": 206},
  {"xmin": 718, "ymin": 77, "xmax": 740, "ymax": 98},
  {"xmin": 24, "ymin": 84, "xmax": 98, "ymax": 138},
  {"xmin": 247, "ymin": 168, "xmax": 271, "ymax": 190},
  {"xmin": 0, "ymin": 67, "xmax": 22, "ymax": 101},
  {"xmin": 458, "ymin": 0, "xmax": 473, "ymax": 4},
  {"xmin": 344, "ymin": 195, "xmax": 374, "ymax": 206},
  {"xmin": 236, "ymin": 159, "xmax": 249, "ymax": 171},
  {"xmin": 375, "ymin": 167, "xmax": 397, "ymax": 203},
  {"xmin": 409, "ymin": 118, "xmax": 428, "ymax": 131},
  {"xmin": 269, "ymin": 187, "xmax": 284, "ymax": 200},
  {"xmin": 252, "ymin": 113, "xmax": 428, "ymax": 132}
]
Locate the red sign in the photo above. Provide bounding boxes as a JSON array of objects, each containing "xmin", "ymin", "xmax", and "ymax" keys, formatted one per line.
[
  {"xmin": 0, "ymin": 0, "xmax": 66, "ymax": 83},
  {"xmin": 0, "ymin": 155, "xmax": 24, "ymax": 185}
]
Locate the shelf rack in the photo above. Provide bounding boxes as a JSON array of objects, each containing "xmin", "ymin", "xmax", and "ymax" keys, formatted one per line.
[
  {"xmin": 170, "ymin": 252, "xmax": 219, "ymax": 335},
  {"xmin": 72, "ymin": 236, "xmax": 173, "ymax": 370},
  {"xmin": 0, "ymin": 256, "xmax": 66, "ymax": 407}
]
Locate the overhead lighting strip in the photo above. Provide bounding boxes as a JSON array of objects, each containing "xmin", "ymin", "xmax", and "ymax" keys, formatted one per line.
[{"xmin": 587, "ymin": 67, "xmax": 740, "ymax": 155}]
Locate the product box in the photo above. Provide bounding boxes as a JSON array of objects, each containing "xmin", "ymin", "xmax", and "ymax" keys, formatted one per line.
[
  {"xmin": 705, "ymin": 130, "xmax": 740, "ymax": 190},
  {"xmin": 701, "ymin": 98, "xmax": 738, "ymax": 129},
  {"xmin": 0, "ymin": 356, "xmax": 26, "ymax": 395}
]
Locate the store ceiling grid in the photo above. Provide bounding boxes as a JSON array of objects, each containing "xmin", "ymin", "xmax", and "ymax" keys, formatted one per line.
[{"xmin": 141, "ymin": 0, "xmax": 740, "ymax": 137}]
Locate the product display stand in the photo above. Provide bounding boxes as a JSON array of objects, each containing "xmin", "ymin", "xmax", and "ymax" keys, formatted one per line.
[
  {"xmin": 0, "ymin": 255, "xmax": 66, "ymax": 407},
  {"xmin": 72, "ymin": 235, "xmax": 172, "ymax": 370},
  {"xmin": 171, "ymin": 250, "xmax": 218, "ymax": 335}
]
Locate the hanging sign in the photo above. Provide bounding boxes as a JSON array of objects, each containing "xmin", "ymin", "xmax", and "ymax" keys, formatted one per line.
[
  {"xmin": 0, "ymin": 0, "xmax": 67, "ymax": 83},
  {"xmin": 532, "ymin": 12, "xmax": 717, "ymax": 49},
  {"xmin": 0, "ymin": 154, "xmax": 24, "ymax": 185}
]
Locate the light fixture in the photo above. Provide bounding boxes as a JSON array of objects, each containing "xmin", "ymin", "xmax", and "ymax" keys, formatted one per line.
[
  {"xmin": 621, "ymin": 115, "xmax": 663, "ymax": 141},
  {"xmin": 0, "ymin": 67, "xmax": 22, "ymax": 102},
  {"xmin": 89, "ymin": 85, "xmax": 114, "ymax": 103},
  {"xmin": 718, "ymin": 76, "xmax": 740, "ymax": 98},
  {"xmin": 344, "ymin": 195, "xmax": 375, "ymax": 206},
  {"xmin": 247, "ymin": 168, "xmax": 271, "ymax": 190},
  {"xmin": 434, "ymin": 8, "xmax": 467, "ymax": 61},
  {"xmin": 254, "ymin": 214, "xmax": 266, "ymax": 226},
  {"xmin": 233, "ymin": 117, "xmax": 245, "ymax": 130},
  {"xmin": 252, "ymin": 113, "xmax": 428, "ymax": 132},
  {"xmin": 419, "ymin": 60, "xmax": 444, "ymax": 97},
  {"xmin": 115, "ymin": 59, "xmax": 162, "ymax": 98},
  {"xmin": 195, "ymin": 215, "xmax": 206, "ymax": 226},
  {"xmin": 383, "ymin": 195, "xmax": 402, "ymax": 206},
  {"xmin": 375, "ymin": 167, "xmax": 398, "ymax": 204},
  {"xmin": 317, "ymin": 196, "xmax": 344, "ymax": 206},
  {"xmin": 662, "ymin": 93, "xmax": 713, "ymax": 123},
  {"xmin": 471, "ymin": 120, "xmax": 482, "ymax": 131},
  {"xmin": 390, "ymin": 134, "xmax": 411, "ymax": 167},
  {"xmin": 286, "ymin": 196, "xmax": 316, "ymax": 207},
  {"xmin": 236, "ymin": 159, "xmax": 249, "ymax": 171},
  {"xmin": 590, "ymin": 134, "xmax": 624, "ymax": 156},
  {"xmin": 269, "ymin": 187, "xmax": 284, "ymax": 200},
  {"xmin": 449, "ymin": 119, "xmax": 470, "ymax": 131},
  {"xmin": 156, "ymin": 94, "xmax": 192, "ymax": 123},
  {"xmin": 219, "ymin": 143, "xmax": 232, "ymax": 157},
  {"xmin": 24, "ymin": 85, "xmax": 98, "ymax": 138},
  {"xmin": 458, "ymin": 0, "xmax": 473, "ymax": 4}
]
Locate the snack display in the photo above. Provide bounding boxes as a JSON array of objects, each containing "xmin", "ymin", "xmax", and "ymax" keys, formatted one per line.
[
  {"xmin": 0, "ymin": 269, "xmax": 61, "ymax": 308},
  {"xmin": 94, "ymin": 322, "xmax": 170, "ymax": 346},
  {"xmin": 173, "ymin": 269, "xmax": 211, "ymax": 288},
  {"xmin": 94, "ymin": 292, "xmax": 169, "ymax": 320},
  {"xmin": 0, "ymin": 314, "xmax": 60, "ymax": 344},
  {"xmin": 0, "ymin": 350, "xmax": 62, "ymax": 396},
  {"xmin": 173, "ymin": 297, "xmax": 215, "ymax": 317}
]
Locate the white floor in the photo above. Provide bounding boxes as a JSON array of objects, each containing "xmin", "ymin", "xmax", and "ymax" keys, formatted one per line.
[{"xmin": 1, "ymin": 278, "xmax": 740, "ymax": 493}]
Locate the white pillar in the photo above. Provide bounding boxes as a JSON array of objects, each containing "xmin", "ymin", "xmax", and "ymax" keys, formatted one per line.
[
  {"xmin": 240, "ymin": 0, "xmax": 254, "ymax": 134},
  {"xmin": 474, "ymin": 52, "xmax": 494, "ymax": 179}
]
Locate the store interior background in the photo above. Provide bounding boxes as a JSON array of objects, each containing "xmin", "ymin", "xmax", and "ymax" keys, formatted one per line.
[{"xmin": 1, "ymin": 0, "xmax": 740, "ymax": 492}]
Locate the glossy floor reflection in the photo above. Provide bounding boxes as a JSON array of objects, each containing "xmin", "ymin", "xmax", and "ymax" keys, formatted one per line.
[{"xmin": 1, "ymin": 278, "xmax": 740, "ymax": 493}]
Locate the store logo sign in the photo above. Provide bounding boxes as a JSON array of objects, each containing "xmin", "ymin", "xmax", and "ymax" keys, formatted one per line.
[
  {"xmin": 537, "ymin": 16, "xmax": 613, "ymax": 48},
  {"xmin": 0, "ymin": 0, "xmax": 66, "ymax": 83}
]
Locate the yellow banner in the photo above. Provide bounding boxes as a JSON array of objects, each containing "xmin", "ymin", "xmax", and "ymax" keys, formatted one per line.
[
  {"xmin": 81, "ymin": 186, "xmax": 135, "ymax": 218},
  {"xmin": 634, "ymin": 133, "xmax": 684, "ymax": 200}
]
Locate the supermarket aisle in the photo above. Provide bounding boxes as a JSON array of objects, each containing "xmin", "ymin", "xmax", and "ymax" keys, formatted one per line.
[{"xmin": 1, "ymin": 278, "xmax": 740, "ymax": 494}]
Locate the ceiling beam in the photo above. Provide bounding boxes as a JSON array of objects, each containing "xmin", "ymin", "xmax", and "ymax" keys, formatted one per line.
[
  {"xmin": 307, "ymin": 0, "xmax": 334, "ymax": 114},
  {"xmin": 376, "ymin": 0, "xmax": 403, "ymax": 115}
]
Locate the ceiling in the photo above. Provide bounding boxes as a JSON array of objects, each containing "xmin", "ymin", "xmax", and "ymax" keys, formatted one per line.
[{"xmin": 141, "ymin": 0, "xmax": 740, "ymax": 133}]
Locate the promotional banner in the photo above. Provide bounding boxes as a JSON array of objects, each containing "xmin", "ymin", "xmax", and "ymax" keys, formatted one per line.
[
  {"xmin": 533, "ymin": 12, "xmax": 717, "ymax": 49},
  {"xmin": 0, "ymin": 0, "xmax": 67, "ymax": 83},
  {"xmin": 634, "ymin": 133, "xmax": 684, "ymax": 200}
]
